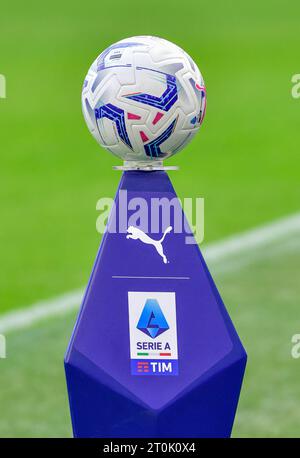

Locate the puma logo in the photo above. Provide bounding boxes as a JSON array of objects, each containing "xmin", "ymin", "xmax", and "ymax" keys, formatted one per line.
[{"xmin": 126, "ymin": 226, "xmax": 172, "ymax": 264}]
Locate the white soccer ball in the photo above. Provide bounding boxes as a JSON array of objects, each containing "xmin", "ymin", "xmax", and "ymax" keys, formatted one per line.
[{"xmin": 82, "ymin": 36, "xmax": 206, "ymax": 162}]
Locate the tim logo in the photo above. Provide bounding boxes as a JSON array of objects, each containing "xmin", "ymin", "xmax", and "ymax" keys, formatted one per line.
[
  {"xmin": 126, "ymin": 226, "xmax": 172, "ymax": 263},
  {"xmin": 136, "ymin": 360, "xmax": 174, "ymax": 374}
]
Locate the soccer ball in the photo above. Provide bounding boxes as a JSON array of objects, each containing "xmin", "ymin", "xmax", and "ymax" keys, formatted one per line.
[{"xmin": 82, "ymin": 36, "xmax": 206, "ymax": 163}]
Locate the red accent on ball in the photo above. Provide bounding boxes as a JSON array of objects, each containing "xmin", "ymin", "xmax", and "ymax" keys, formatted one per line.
[
  {"xmin": 140, "ymin": 131, "xmax": 149, "ymax": 142},
  {"xmin": 152, "ymin": 112, "xmax": 164, "ymax": 125},
  {"xmin": 127, "ymin": 112, "xmax": 141, "ymax": 120}
]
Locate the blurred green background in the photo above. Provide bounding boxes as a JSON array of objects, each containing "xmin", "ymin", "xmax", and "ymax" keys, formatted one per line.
[{"xmin": 0, "ymin": 0, "xmax": 300, "ymax": 437}]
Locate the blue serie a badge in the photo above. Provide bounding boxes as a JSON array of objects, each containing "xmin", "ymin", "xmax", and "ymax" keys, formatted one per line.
[{"xmin": 128, "ymin": 292, "xmax": 179, "ymax": 376}]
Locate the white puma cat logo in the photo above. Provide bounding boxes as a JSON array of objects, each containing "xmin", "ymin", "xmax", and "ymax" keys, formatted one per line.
[{"xmin": 126, "ymin": 226, "xmax": 172, "ymax": 264}]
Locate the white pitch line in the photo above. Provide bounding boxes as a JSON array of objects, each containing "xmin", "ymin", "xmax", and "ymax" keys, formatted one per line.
[
  {"xmin": 204, "ymin": 211, "xmax": 300, "ymax": 262},
  {"xmin": 0, "ymin": 289, "xmax": 84, "ymax": 334},
  {"xmin": 0, "ymin": 211, "xmax": 300, "ymax": 334}
]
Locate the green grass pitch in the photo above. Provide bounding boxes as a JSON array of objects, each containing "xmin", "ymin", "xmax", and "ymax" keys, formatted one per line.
[
  {"xmin": 1, "ymin": 237, "xmax": 300, "ymax": 437},
  {"xmin": 0, "ymin": 0, "xmax": 300, "ymax": 437}
]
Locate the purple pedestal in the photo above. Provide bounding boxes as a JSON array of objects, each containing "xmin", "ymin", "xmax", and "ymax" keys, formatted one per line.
[{"xmin": 65, "ymin": 171, "xmax": 247, "ymax": 438}]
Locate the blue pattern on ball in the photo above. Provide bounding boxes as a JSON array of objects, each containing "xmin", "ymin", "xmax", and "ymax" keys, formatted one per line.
[
  {"xmin": 95, "ymin": 104, "xmax": 132, "ymax": 149},
  {"xmin": 125, "ymin": 67, "xmax": 178, "ymax": 112},
  {"xmin": 144, "ymin": 119, "xmax": 176, "ymax": 158}
]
